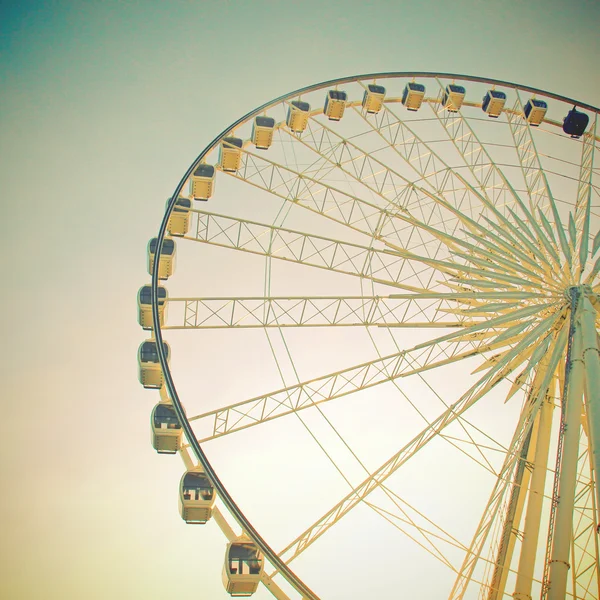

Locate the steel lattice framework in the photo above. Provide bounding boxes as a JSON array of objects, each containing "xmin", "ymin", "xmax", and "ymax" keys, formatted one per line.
[{"xmin": 143, "ymin": 73, "xmax": 600, "ymax": 600}]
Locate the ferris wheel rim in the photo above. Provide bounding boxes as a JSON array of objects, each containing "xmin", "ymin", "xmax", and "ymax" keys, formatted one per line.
[{"xmin": 149, "ymin": 72, "xmax": 599, "ymax": 600}]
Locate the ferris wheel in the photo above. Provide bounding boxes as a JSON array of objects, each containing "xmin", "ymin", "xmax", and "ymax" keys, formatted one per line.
[{"xmin": 137, "ymin": 73, "xmax": 600, "ymax": 600}]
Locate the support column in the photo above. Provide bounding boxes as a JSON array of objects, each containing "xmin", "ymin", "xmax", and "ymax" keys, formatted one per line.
[
  {"xmin": 513, "ymin": 393, "xmax": 553, "ymax": 599},
  {"xmin": 488, "ymin": 421, "xmax": 537, "ymax": 600},
  {"xmin": 547, "ymin": 303, "xmax": 585, "ymax": 600},
  {"xmin": 581, "ymin": 292, "xmax": 600, "ymax": 520}
]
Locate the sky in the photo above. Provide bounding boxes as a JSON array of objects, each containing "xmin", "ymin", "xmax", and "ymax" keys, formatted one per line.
[{"xmin": 1, "ymin": 1, "xmax": 599, "ymax": 599}]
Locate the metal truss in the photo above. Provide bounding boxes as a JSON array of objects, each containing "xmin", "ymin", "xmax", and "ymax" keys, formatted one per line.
[
  {"xmin": 575, "ymin": 114, "xmax": 598, "ymax": 275},
  {"xmin": 164, "ymin": 294, "xmax": 465, "ymax": 330},
  {"xmin": 226, "ymin": 144, "xmax": 459, "ymax": 290},
  {"xmin": 275, "ymin": 364, "xmax": 531, "ymax": 567},
  {"xmin": 506, "ymin": 91, "xmax": 556, "ymax": 217},
  {"xmin": 289, "ymin": 105, "xmax": 485, "ymax": 237},
  {"xmin": 570, "ymin": 424, "xmax": 600, "ymax": 599},
  {"xmin": 429, "ymin": 80, "xmax": 523, "ymax": 217},
  {"xmin": 183, "ymin": 209, "xmax": 430, "ymax": 292},
  {"xmin": 146, "ymin": 73, "xmax": 600, "ymax": 600},
  {"xmin": 188, "ymin": 335, "xmax": 481, "ymax": 442},
  {"xmin": 233, "ymin": 145, "xmax": 403, "ymax": 239}
]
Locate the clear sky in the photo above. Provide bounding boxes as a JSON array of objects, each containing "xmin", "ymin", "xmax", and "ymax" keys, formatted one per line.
[{"xmin": 1, "ymin": 1, "xmax": 599, "ymax": 599}]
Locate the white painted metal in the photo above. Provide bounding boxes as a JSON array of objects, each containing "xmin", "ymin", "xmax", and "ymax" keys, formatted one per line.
[
  {"xmin": 513, "ymin": 392, "xmax": 554, "ymax": 599},
  {"xmin": 547, "ymin": 297, "xmax": 585, "ymax": 600},
  {"xmin": 143, "ymin": 73, "xmax": 600, "ymax": 600},
  {"xmin": 582, "ymin": 292, "xmax": 600, "ymax": 520}
]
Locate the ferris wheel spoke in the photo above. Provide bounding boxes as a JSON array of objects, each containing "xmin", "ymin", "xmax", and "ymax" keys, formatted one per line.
[
  {"xmin": 363, "ymin": 499, "xmax": 463, "ymax": 572},
  {"xmin": 184, "ymin": 209, "xmax": 429, "ymax": 292},
  {"xmin": 427, "ymin": 86, "xmax": 523, "ymax": 216},
  {"xmin": 163, "ymin": 294, "xmax": 470, "ymax": 330},
  {"xmin": 185, "ymin": 302, "xmax": 562, "ymax": 445},
  {"xmin": 290, "ymin": 116, "xmax": 464, "ymax": 249},
  {"xmin": 475, "ymin": 190, "xmax": 562, "ymax": 272},
  {"xmin": 378, "ymin": 176, "xmax": 561, "ymax": 283},
  {"xmin": 234, "ymin": 143, "xmax": 463, "ymax": 274},
  {"xmin": 235, "ymin": 146, "xmax": 395, "ymax": 238},
  {"xmin": 227, "ymin": 144, "xmax": 511, "ymax": 292},
  {"xmin": 418, "ymin": 191, "xmax": 562, "ymax": 289},
  {"xmin": 295, "ymin": 111, "xmax": 486, "ymax": 243},
  {"xmin": 276, "ymin": 365, "xmax": 528, "ymax": 566},
  {"xmin": 187, "ymin": 335, "xmax": 492, "ymax": 443},
  {"xmin": 287, "ymin": 118, "xmax": 411, "ymax": 209},
  {"xmin": 185, "ymin": 304, "xmax": 547, "ymax": 444},
  {"xmin": 506, "ymin": 91, "xmax": 558, "ymax": 218},
  {"xmin": 385, "ymin": 240, "xmax": 555, "ymax": 293},
  {"xmin": 574, "ymin": 114, "xmax": 598, "ymax": 274},
  {"xmin": 354, "ymin": 99, "xmax": 502, "ymax": 231},
  {"xmin": 164, "ymin": 289, "xmax": 540, "ymax": 333},
  {"xmin": 505, "ymin": 95, "xmax": 577, "ymax": 272},
  {"xmin": 351, "ymin": 99, "xmax": 451, "ymax": 191}
]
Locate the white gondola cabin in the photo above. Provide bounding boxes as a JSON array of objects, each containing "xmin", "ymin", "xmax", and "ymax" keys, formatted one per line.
[
  {"xmin": 286, "ymin": 100, "xmax": 310, "ymax": 133},
  {"xmin": 324, "ymin": 90, "xmax": 347, "ymax": 121},
  {"xmin": 402, "ymin": 82, "xmax": 425, "ymax": 111},
  {"xmin": 362, "ymin": 84, "xmax": 386, "ymax": 114},
  {"xmin": 563, "ymin": 107, "xmax": 589, "ymax": 138},
  {"xmin": 189, "ymin": 164, "xmax": 215, "ymax": 200},
  {"xmin": 179, "ymin": 470, "xmax": 215, "ymax": 524},
  {"xmin": 219, "ymin": 137, "xmax": 243, "ymax": 172},
  {"xmin": 222, "ymin": 540, "xmax": 263, "ymax": 597},
  {"xmin": 138, "ymin": 339, "xmax": 170, "ymax": 389},
  {"xmin": 151, "ymin": 403, "xmax": 182, "ymax": 454},
  {"xmin": 524, "ymin": 98, "xmax": 548, "ymax": 126},
  {"xmin": 167, "ymin": 197, "xmax": 191, "ymax": 236},
  {"xmin": 137, "ymin": 285, "xmax": 167, "ymax": 330},
  {"xmin": 148, "ymin": 237, "xmax": 176, "ymax": 280},
  {"xmin": 442, "ymin": 84, "xmax": 466, "ymax": 112},
  {"xmin": 251, "ymin": 116, "xmax": 276, "ymax": 150},
  {"xmin": 482, "ymin": 90, "xmax": 506, "ymax": 118}
]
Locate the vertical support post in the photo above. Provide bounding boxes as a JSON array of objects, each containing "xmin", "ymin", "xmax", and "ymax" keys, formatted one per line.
[
  {"xmin": 581, "ymin": 292, "xmax": 600, "ymax": 523},
  {"xmin": 547, "ymin": 289, "xmax": 585, "ymax": 600},
  {"xmin": 487, "ymin": 421, "xmax": 537, "ymax": 600},
  {"xmin": 513, "ymin": 393, "xmax": 554, "ymax": 599}
]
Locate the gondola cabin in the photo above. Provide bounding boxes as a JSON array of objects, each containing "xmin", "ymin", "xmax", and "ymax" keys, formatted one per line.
[
  {"xmin": 179, "ymin": 470, "xmax": 215, "ymax": 524},
  {"xmin": 222, "ymin": 540, "xmax": 263, "ymax": 597},
  {"xmin": 482, "ymin": 90, "xmax": 506, "ymax": 118},
  {"xmin": 362, "ymin": 84, "xmax": 386, "ymax": 114},
  {"xmin": 189, "ymin": 164, "xmax": 216, "ymax": 200},
  {"xmin": 219, "ymin": 137, "xmax": 243, "ymax": 173},
  {"xmin": 563, "ymin": 107, "xmax": 589, "ymax": 138},
  {"xmin": 138, "ymin": 339, "xmax": 170, "ymax": 389},
  {"xmin": 151, "ymin": 403, "xmax": 182, "ymax": 454},
  {"xmin": 524, "ymin": 99, "xmax": 548, "ymax": 126},
  {"xmin": 402, "ymin": 82, "xmax": 426, "ymax": 111},
  {"xmin": 148, "ymin": 237, "xmax": 176, "ymax": 280},
  {"xmin": 137, "ymin": 285, "xmax": 167, "ymax": 330},
  {"xmin": 286, "ymin": 100, "xmax": 310, "ymax": 133},
  {"xmin": 251, "ymin": 116, "xmax": 276, "ymax": 150},
  {"xmin": 324, "ymin": 90, "xmax": 347, "ymax": 121},
  {"xmin": 167, "ymin": 197, "xmax": 192, "ymax": 236},
  {"xmin": 442, "ymin": 84, "xmax": 466, "ymax": 112}
]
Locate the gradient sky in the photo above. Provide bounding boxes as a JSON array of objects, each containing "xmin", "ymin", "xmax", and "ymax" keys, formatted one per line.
[{"xmin": 1, "ymin": 1, "xmax": 599, "ymax": 598}]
